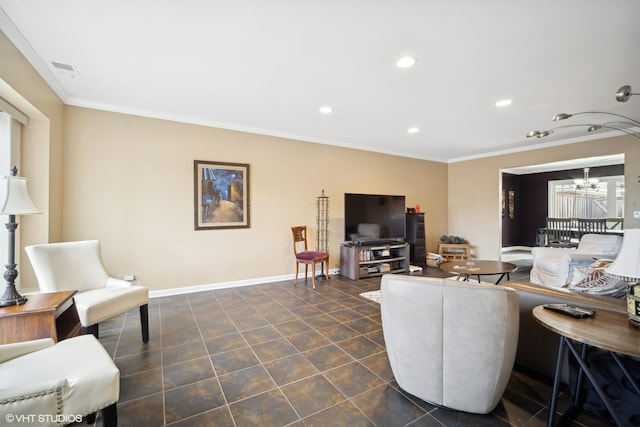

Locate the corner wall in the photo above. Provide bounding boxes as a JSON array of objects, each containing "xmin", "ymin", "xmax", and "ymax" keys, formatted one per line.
[{"xmin": 0, "ymin": 30, "xmax": 65, "ymax": 290}]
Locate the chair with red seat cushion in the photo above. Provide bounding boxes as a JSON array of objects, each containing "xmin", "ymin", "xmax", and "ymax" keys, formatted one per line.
[{"xmin": 291, "ymin": 226, "xmax": 329, "ymax": 289}]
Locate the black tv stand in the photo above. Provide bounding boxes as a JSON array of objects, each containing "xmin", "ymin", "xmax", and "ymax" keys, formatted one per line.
[{"xmin": 354, "ymin": 239, "xmax": 404, "ymax": 246}]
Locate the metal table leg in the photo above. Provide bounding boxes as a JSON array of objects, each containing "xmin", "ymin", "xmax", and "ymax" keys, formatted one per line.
[
  {"xmin": 495, "ymin": 273, "xmax": 509, "ymax": 284},
  {"xmin": 548, "ymin": 335, "xmax": 566, "ymax": 427},
  {"xmin": 557, "ymin": 338, "xmax": 626, "ymax": 427},
  {"xmin": 611, "ymin": 352, "xmax": 640, "ymax": 395}
]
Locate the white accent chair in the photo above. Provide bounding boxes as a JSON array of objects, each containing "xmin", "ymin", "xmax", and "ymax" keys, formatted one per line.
[
  {"xmin": 530, "ymin": 233, "xmax": 623, "ymax": 287},
  {"xmin": 26, "ymin": 240, "xmax": 149, "ymax": 342},
  {"xmin": 380, "ymin": 274, "xmax": 519, "ymax": 414},
  {"xmin": 0, "ymin": 335, "xmax": 120, "ymax": 427}
]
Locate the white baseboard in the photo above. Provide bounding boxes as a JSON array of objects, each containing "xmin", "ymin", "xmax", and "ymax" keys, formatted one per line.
[
  {"xmin": 149, "ymin": 268, "xmax": 339, "ymax": 298},
  {"xmin": 501, "ymin": 246, "xmax": 532, "ymax": 253}
]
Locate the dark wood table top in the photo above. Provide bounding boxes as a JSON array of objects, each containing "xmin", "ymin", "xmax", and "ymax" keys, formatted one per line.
[
  {"xmin": 533, "ymin": 305, "xmax": 640, "ymax": 358},
  {"xmin": 0, "ymin": 290, "xmax": 80, "ymax": 344},
  {"xmin": 439, "ymin": 260, "xmax": 518, "ymax": 276},
  {"xmin": 0, "ymin": 290, "xmax": 76, "ymax": 317}
]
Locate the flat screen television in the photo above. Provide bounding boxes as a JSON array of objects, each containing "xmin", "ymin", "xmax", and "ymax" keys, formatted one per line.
[{"xmin": 344, "ymin": 193, "xmax": 406, "ymax": 244}]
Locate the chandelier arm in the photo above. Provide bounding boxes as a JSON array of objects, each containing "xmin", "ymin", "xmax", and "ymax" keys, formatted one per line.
[
  {"xmin": 587, "ymin": 124, "xmax": 640, "ymax": 140},
  {"xmin": 527, "ymin": 123, "xmax": 640, "ymax": 140},
  {"xmin": 527, "ymin": 124, "xmax": 583, "ymax": 138},
  {"xmin": 568, "ymin": 111, "xmax": 640, "ymax": 127},
  {"xmin": 528, "ymin": 124, "xmax": 599, "ymax": 137},
  {"xmin": 601, "ymin": 120, "xmax": 639, "ymax": 127}
]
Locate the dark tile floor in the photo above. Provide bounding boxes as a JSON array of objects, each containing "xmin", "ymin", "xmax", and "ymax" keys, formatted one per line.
[{"xmin": 94, "ymin": 265, "xmax": 614, "ymax": 426}]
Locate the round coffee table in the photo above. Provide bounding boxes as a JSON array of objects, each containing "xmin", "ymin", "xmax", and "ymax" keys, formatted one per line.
[{"xmin": 439, "ymin": 260, "xmax": 517, "ymax": 284}]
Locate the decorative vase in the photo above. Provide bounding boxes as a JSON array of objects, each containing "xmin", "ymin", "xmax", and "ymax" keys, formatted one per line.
[{"xmin": 627, "ymin": 283, "xmax": 640, "ymax": 328}]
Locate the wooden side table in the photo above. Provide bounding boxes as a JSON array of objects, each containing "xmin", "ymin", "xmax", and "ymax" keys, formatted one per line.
[
  {"xmin": 0, "ymin": 290, "xmax": 82, "ymax": 344},
  {"xmin": 533, "ymin": 305, "xmax": 640, "ymax": 426}
]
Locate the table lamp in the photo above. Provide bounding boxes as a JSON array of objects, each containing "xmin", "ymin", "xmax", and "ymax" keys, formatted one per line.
[
  {"xmin": 606, "ymin": 229, "xmax": 640, "ymax": 328},
  {"xmin": 0, "ymin": 166, "xmax": 40, "ymax": 306}
]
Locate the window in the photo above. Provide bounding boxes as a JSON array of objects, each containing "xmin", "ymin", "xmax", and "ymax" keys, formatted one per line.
[
  {"xmin": 548, "ymin": 176, "xmax": 625, "ymax": 222},
  {"xmin": 0, "ymin": 109, "xmax": 25, "ymax": 272},
  {"xmin": 0, "ymin": 111, "xmax": 11, "ymax": 168}
]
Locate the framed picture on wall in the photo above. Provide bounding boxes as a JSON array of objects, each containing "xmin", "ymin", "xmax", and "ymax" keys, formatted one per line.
[
  {"xmin": 194, "ymin": 160, "xmax": 250, "ymax": 230},
  {"xmin": 508, "ymin": 189, "xmax": 515, "ymax": 219}
]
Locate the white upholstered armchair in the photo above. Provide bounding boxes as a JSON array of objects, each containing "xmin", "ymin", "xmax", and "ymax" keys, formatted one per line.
[
  {"xmin": 26, "ymin": 240, "xmax": 149, "ymax": 342},
  {"xmin": 380, "ymin": 274, "xmax": 519, "ymax": 414},
  {"xmin": 0, "ymin": 335, "xmax": 120, "ymax": 427},
  {"xmin": 530, "ymin": 233, "xmax": 623, "ymax": 287}
]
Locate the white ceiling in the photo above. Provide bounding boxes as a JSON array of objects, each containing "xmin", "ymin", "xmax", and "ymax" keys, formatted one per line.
[{"xmin": 1, "ymin": 0, "xmax": 639, "ymax": 162}]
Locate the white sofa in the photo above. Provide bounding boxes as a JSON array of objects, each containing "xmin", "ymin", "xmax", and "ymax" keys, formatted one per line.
[
  {"xmin": 530, "ymin": 233, "xmax": 623, "ymax": 287},
  {"xmin": 380, "ymin": 274, "xmax": 519, "ymax": 414}
]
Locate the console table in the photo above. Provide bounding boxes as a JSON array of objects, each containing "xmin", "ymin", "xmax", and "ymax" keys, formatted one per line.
[
  {"xmin": 0, "ymin": 290, "xmax": 81, "ymax": 344},
  {"xmin": 533, "ymin": 305, "xmax": 640, "ymax": 427}
]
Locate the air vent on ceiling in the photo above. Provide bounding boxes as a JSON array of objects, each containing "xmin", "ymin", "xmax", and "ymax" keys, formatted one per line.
[{"xmin": 51, "ymin": 61, "xmax": 80, "ymax": 79}]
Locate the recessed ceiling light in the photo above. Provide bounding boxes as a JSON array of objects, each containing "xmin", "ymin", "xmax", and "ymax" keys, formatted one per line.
[
  {"xmin": 495, "ymin": 99, "xmax": 512, "ymax": 107},
  {"xmin": 407, "ymin": 127, "xmax": 420, "ymax": 134},
  {"xmin": 319, "ymin": 106, "xmax": 333, "ymax": 114},
  {"xmin": 396, "ymin": 57, "xmax": 417, "ymax": 68}
]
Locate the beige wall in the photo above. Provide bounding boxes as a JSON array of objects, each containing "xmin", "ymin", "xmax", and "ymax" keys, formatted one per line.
[
  {"xmin": 448, "ymin": 136, "xmax": 640, "ymax": 260},
  {"xmin": 61, "ymin": 107, "xmax": 448, "ymax": 291}
]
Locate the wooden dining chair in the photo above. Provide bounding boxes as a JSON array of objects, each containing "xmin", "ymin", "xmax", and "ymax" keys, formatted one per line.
[
  {"xmin": 546, "ymin": 218, "xmax": 577, "ymax": 248},
  {"xmin": 291, "ymin": 226, "xmax": 329, "ymax": 289},
  {"xmin": 576, "ymin": 218, "xmax": 607, "ymax": 238}
]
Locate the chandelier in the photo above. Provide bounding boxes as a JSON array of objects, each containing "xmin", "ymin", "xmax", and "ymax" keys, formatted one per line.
[
  {"xmin": 574, "ymin": 167, "xmax": 599, "ymax": 190},
  {"xmin": 527, "ymin": 85, "xmax": 640, "ymax": 140}
]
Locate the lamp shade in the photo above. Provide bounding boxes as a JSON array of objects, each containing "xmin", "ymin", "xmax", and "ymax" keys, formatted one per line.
[
  {"xmin": 0, "ymin": 174, "xmax": 39, "ymax": 215},
  {"xmin": 606, "ymin": 229, "xmax": 640, "ymax": 281}
]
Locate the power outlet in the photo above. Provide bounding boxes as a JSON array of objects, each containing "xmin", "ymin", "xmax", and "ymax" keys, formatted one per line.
[
  {"xmin": 123, "ymin": 274, "xmax": 136, "ymax": 281},
  {"xmin": 634, "ymin": 211, "xmax": 640, "ymax": 219}
]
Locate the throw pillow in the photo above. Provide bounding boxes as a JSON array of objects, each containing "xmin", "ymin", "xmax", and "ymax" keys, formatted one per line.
[
  {"xmin": 588, "ymin": 259, "xmax": 614, "ymax": 269},
  {"xmin": 426, "ymin": 252, "xmax": 445, "ymax": 267},
  {"xmin": 567, "ymin": 269, "xmax": 628, "ymax": 298},
  {"xmin": 570, "ymin": 259, "xmax": 614, "ymax": 285}
]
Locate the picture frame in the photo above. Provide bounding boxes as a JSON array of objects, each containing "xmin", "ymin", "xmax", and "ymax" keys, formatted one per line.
[
  {"xmin": 508, "ymin": 189, "xmax": 515, "ymax": 219},
  {"xmin": 194, "ymin": 160, "xmax": 250, "ymax": 230}
]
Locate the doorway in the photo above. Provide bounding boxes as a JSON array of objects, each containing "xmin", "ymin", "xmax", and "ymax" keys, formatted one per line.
[{"xmin": 500, "ymin": 154, "xmax": 625, "ymax": 264}]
